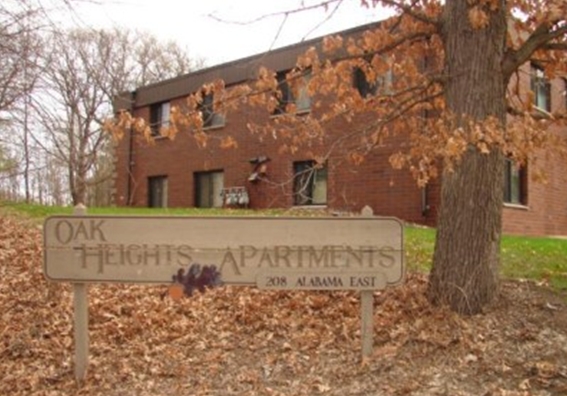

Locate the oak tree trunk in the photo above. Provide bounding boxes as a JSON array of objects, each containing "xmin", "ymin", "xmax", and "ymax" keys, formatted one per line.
[{"xmin": 427, "ymin": 0, "xmax": 508, "ymax": 314}]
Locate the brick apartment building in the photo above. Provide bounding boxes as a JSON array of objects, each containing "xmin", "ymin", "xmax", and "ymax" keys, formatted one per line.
[{"xmin": 112, "ymin": 22, "xmax": 567, "ymax": 236}]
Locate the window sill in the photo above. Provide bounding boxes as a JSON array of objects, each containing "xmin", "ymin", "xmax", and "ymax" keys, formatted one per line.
[
  {"xmin": 203, "ymin": 123, "xmax": 226, "ymax": 131},
  {"xmin": 503, "ymin": 203, "xmax": 529, "ymax": 211},
  {"xmin": 533, "ymin": 106, "xmax": 552, "ymax": 118},
  {"xmin": 270, "ymin": 109, "xmax": 311, "ymax": 118}
]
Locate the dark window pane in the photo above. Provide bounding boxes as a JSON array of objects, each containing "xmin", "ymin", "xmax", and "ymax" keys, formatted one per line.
[
  {"xmin": 200, "ymin": 93, "xmax": 214, "ymax": 128},
  {"xmin": 195, "ymin": 171, "xmax": 224, "ymax": 208},
  {"xmin": 293, "ymin": 161, "xmax": 327, "ymax": 206},
  {"xmin": 274, "ymin": 71, "xmax": 291, "ymax": 115},
  {"xmin": 148, "ymin": 176, "xmax": 167, "ymax": 207},
  {"xmin": 273, "ymin": 71, "xmax": 310, "ymax": 115},
  {"xmin": 503, "ymin": 158, "xmax": 527, "ymax": 205},
  {"xmin": 353, "ymin": 67, "xmax": 377, "ymax": 98},
  {"xmin": 149, "ymin": 102, "xmax": 170, "ymax": 136},
  {"xmin": 531, "ymin": 65, "xmax": 551, "ymax": 112},
  {"xmin": 198, "ymin": 93, "xmax": 225, "ymax": 128}
]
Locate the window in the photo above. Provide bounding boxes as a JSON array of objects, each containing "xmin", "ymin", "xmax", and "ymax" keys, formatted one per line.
[
  {"xmin": 195, "ymin": 170, "xmax": 224, "ymax": 208},
  {"xmin": 148, "ymin": 176, "xmax": 168, "ymax": 208},
  {"xmin": 531, "ymin": 65, "xmax": 550, "ymax": 112},
  {"xmin": 353, "ymin": 67, "xmax": 377, "ymax": 98},
  {"xmin": 198, "ymin": 92, "xmax": 225, "ymax": 129},
  {"xmin": 503, "ymin": 159, "xmax": 527, "ymax": 205},
  {"xmin": 149, "ymin": 101, "xmax": 170, "ymax": 137},
  {"xmin": 293, "ymin": 161, "xmax": 327, "ymax": 206},
  {"xmin": 273, "ymin": 71, "xmax": 311, "ymax": 115},
  {"xmin": 353, "ymin": 63, "xmax": 393, "ymax": 98}
]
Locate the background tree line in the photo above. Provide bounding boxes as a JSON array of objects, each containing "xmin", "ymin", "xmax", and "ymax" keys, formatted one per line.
[{"xmin": 0, "ymin": 0, "xmax": 202, "ymax": 206}]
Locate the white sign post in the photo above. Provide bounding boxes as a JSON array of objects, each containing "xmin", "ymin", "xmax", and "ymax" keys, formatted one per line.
[
  {"xmin": 360, "ymin": 205, "xmax": 376, "ymax": 359},
  {"xmin": 44, "ymin": 206, "xmax": 404, "ymax": 379},
  {"xmin": 72, "ymin": 204, "xmax": 88, "ymax": 382}
]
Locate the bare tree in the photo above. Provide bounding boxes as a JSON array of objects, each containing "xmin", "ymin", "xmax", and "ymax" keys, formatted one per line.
[
  {"xmin": 86, "ymin": 139, "xmax": 114, "ymax": 207},
  {"xmin": 1, "ymin": 1, "xmax": 42, "ymax": 202},
  {"xmin": 0, "ymin": 143, "xmax": 19, "ymax": 200},
  {"xmin": 0, "ymin": 0, "xmax": 57, "ymax": 114},
  {"xmin": 35, "ymin": 27, "xmax": 201, "ymax": 205},
  {"xmin": 0, "ymin": 0, "xmax": 79, "ymax": 203},
  {"xmin": 131, "ymin": 31, "xmax": 205, "ymax": 87}
]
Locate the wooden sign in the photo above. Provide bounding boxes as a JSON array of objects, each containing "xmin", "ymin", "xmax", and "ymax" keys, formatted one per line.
[
  {"xmin": 44, "ymin": 215, "xmax": 404, "ymax": 290},
  {"xmin": 43, "ymin": 208, "xmax": 405, "ymax": 381}
]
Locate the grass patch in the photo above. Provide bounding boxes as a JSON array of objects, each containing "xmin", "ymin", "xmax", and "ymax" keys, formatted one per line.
[
  {"xmin": 404, "ymin": 225, "xmax": 436, "ymax": 273},
  {"xmin": 0, "ymin": 201, "xmax": 74, "ymax": 217},
  {"xmin": 2, "ymin": 200, "xmax": 566, "ymax": 291},
  {"xmin": 501, "ymin": 235, "xmax": 567, "ymax": 290},
  {"xmin": 404, "ymin": 225, "xmax": 567, "ymax": 291},
  {"xmin": 0, "ymin": 201, "xmax": 285, "ymax": 218}
]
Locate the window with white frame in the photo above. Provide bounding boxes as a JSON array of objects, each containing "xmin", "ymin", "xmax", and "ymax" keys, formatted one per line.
[
  {"xmin": 293, "ymin": 160, "xmax": 327, "ymax": 206},
  {"xmin": 503, "ymin": 158, "xmax": 527, "ymax": 205},
  {"xmin": 198, "ymin": 92, "xmax": 225, "ymax": 129},
  {"xmin": 353, "ymin": 65, "xmax": 393, "ymax": 98},
  {"xmin": 531, "ymin": 65, "xmax": 551, "ymax": 112},
  {"xmin": 195, "ymin": 170, "xmax": 224, "ymax": 208},
  {"xmin": 273, "ymin": 71, "xmax": 311, "ymax": 115},
  {"xmin": 149, "ymin": 101, "xmax": 170, "ymax": 137},
  {"xmin": 148, "ymin": 175, "xmax": 168, "ymax": 207}
]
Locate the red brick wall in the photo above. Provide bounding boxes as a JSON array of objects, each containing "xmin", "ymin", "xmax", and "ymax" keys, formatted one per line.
[
  {"xmin": 113, "ymin": 92, "xmax": 432, "ymax": 222},
  {"xmin": 500, "ymin": 67, "xmax": 567, "ymax": 236},
  {"xmin": 113, "ymin": 72, "xmax": 567, "ymax": 237},
  {"xmin": 501, "ymin": 128, "xmax": 567, "ymax": 236}
]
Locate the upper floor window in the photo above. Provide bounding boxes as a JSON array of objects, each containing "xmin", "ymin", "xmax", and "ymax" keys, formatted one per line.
[
  {"xmin": 293, "ymin": 160, "xmax": 327, "ymax": 206},
  {"xmin": 149, "ymin": 101, "xmax": 170, "ymax": 137},
  {"xmin": 198, "ymin": 92, "xmax": 225, "ymax": 129},
  {"xmin": 353, "ymin": 62, "xmax": 393, "ymax": 98},
  {"xmin": 273, "ymin": 71, "xmax": 311, "ymax": 115},
  {"xmin": 531, "ymin": 65, "xmax": 550, "ymax": 112},
  {"xmin": 503, "ymin": 158, "xmax": 527, "ymax": 206}
]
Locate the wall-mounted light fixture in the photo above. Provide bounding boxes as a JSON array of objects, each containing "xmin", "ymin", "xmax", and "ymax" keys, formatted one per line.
[{"xmin": 248, "ymin": 156, "xmax": 271, "ymax": 182}]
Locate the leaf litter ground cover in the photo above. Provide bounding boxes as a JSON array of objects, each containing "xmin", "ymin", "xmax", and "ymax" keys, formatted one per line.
[{"xmin": 1, "ymin": 213, "xmax": 567, "ymax": 395}]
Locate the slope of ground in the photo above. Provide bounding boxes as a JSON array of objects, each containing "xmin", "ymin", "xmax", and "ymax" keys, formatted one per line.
[{"xmin": 0, "ymin": 213, "xmax": 566, "ymax": 395}]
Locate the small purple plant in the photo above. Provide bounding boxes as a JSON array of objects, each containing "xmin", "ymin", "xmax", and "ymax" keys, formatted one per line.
[{"xmin": 172, "ymin": 263, "xmax": 223, "ymax": 297}]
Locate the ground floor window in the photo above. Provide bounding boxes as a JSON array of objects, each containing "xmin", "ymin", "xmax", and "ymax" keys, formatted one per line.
[
  {"xmin": 195, "ymin": 170, "xmax": 224, "ymax": 208},
  {"xmin": 293, "ymin": 160, "xmax": 327, "ymax": 206},
  {"xmin": 148, "ymin": 175, "xmax": 168, "ymax": 208},
  {"xmin": 503, "ymin": 159, "xmax": 527, "ymax": 205}
]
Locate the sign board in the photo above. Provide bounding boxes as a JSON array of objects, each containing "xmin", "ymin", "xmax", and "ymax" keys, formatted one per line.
[{"xmin": 44, "ymin": 216, "xmax": 404, "ymax": 290}]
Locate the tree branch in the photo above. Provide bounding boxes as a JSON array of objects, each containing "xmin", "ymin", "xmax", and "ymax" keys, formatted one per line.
[
  {"xmin": 315, "ymin": 29, "xmax": 436, "ymax": 67},
  {"xmin": 503, "ymin": 23, "xmax": 567, "ymax": 78},
  {"xmin": 507, "ymin": 104, "xmax": 567, "ymax": 121},
  {"xmin": 542, "ymin": 42, "xmax": 567, "ymax": 51},
  {"xmin": 379, "ymin": 0, "xmax": 441, "ymax": 29},
  {"xmin": 206, "ymin": 0, "xmax": 343, "ymax": 25}
]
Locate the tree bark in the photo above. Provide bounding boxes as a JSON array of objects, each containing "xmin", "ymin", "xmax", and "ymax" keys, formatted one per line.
[{"xmin": 427, "ymin": 0, "xmax": 508, "ymax": 314}]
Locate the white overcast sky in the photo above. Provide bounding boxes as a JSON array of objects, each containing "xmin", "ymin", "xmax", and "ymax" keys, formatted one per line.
[{"xmin": 63, "ymin": 0, "xmax": 390, "ymax": 67}]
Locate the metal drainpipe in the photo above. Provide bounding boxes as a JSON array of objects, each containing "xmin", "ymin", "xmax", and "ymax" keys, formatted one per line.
[
  {"xmin": 126, "ymin": 124, "xmax": 134, "ymax": 206},
  {"xmin": 421, "ymin": 185, "xmax": 430, "ymax": 217},
  {"xmin": 125, "ymin": 91, "xmax": 136, "ymax": 206}
]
